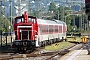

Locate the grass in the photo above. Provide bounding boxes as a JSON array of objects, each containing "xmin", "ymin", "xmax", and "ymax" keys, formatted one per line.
[
  {"xmin": 45, "ymin": 36, "xmax": 82, "ymax": 51},
  {"xmin": 45, "ymin": 41, "xmax": 70, "ymax": 51},
  {"xmin": 67, "ymin": 36, "xmax": 82, "ymax": 42}
]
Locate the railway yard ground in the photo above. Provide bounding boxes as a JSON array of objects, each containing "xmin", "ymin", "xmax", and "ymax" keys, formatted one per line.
[
  {"xmin": 0, "ymin": 33, "xmax": 90, "ymax": 60},
  {"xmin": 58, "ymin": 50, "xmax": 90, "ymax": 60}
]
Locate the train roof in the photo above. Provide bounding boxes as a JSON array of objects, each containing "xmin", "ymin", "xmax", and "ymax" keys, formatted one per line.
[
  {"xmin": 37, "ymin": 19, "xmax": 57, "ymax": 25},
  {"xmin": 37, "ymin": 19, "xmax": 64, "ymax": 25},
  {"xmin": 54, "ymin": 20, "xmax": 66, "ymax": 26}
]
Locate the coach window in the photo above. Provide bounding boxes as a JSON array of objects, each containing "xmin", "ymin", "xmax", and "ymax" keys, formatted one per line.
[{"xmin": 55, "ymin": 26, "xmax": 58, "ymax": 32}]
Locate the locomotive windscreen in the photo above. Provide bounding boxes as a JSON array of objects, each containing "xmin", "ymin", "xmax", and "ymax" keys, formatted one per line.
[
  {"xmin": 15, "ymin": 17, "xmax": 36, "ymax": 23},
  {"xmin": 16, "ymin": 18, "xmax": 24, "ymax": 23}
]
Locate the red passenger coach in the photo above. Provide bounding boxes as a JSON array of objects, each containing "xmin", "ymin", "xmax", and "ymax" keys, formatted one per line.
[{"xmin": 12, "ymin": 12, "xmax": 67, "ymax": 51}]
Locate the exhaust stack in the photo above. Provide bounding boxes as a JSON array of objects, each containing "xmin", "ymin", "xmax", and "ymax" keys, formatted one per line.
[{"xmin": 24, "ymin": 12, "xmax": 28, "ymax": 23}]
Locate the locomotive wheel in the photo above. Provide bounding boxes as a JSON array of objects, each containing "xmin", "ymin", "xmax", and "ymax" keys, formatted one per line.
[
  {"xmin": 15, "ymin": 46, "xmax": 27, "ymax": 53},
  {"xmin": 46, "ymin": 40, "xmax": 49, "ymax": 45},
  {"xmin": 48, "ymin": 40, "xmax": 50, "ymax": 45},
  {"xmin": 38, "ymin": 41, "xmax": 41, "ymax": 47},
  {"xmin": 41, "ymin": 41, "xmax": 45, "ymax": 46},
  {"xmin": 15, "ymin": 46, "xmax": 22, "ymax": 53},
  {"xmin": 52, "ymin": 40, "xmax": 54, "ymax": 44},
  {"xmin": 56, "ymin": 38, "xmax": 60, "ymax": 42},
  {"xmin": 58, "ymin": 38, "xmax": 60, "ymax": 42},
  {"xmin": 43, "ymin": 41, "xmax": 45, "ymax": 46},
  {"xmin": 65, "ymin": 39, "xmax": 67, "ymax": 42},
  {"xmin": 49, "ymin": 40, "xmax": 52, "ymax": 45},
  {"xmin": 41, "ymin": 42, "xmax": 43, "ymax": 47},
  {"xmin": 57, "ymin": 38, "xmax": 60, "ymax": 42},
  {"xmin": 44, "ymin": 41, "xmax": 46, "ymax": 46},
  {"xmin": 50, "ymin": 40, "xmax": 52, "ymax": 44},
  {"xmin": 54, "ymin": 38, "xmax": 56, "ymax": 43}
]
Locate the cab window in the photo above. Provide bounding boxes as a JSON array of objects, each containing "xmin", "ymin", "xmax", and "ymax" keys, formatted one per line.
[
  {"xmin": 16, "ymin": 18, "xmax": 24, "ymax": 23},
  {"xmin": 28, "ymin": 18, "xmax": 36, "ymax": 23}
]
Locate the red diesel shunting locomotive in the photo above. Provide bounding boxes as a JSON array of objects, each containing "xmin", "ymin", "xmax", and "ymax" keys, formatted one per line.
[{"xmin": 12, "ymin": 12, "xmax": 67, "ymax": 51}]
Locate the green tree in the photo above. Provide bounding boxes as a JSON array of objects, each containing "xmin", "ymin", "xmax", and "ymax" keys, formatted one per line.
[
  {"xmin": 0, "ymin": 15, "xmax": 10, "ymax": 32},
  {"xmin": 49, "ymin": 2, "xmax": 56, "ymax": 13},
  {"xmin": 66, "ymin": 15, "xmax": 73, "ymax": 32},
  {"xmin": 54, "ymin": 6, "xmax": 71, "ymax": 20},
  {"xmin": 31, "ymin": 11, "xmax": 38, "ymax": 17},
  {"xmin": 54, "ymin": 6, "xmax": 63, "ymax": 20}
]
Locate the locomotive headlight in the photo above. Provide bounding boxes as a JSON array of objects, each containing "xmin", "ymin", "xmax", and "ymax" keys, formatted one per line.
[{"xmin": 35, "ymin": 36, "xmax": 37, "ymax": 38}]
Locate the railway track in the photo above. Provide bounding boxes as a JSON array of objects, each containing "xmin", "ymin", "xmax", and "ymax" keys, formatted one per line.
[
  {"xmin": 0, "ymin": 43, "xmax": 78, "ymax": 60},
  {"xmin": 45, "ymin": 44, "xmax": 78, "ymax": 60},
  {"xmin": 0, "ymin": 36, "xmax": 86, "ymax": 60},
  {"xmin": 0, "ymin": 46, "xmax": 45, "ymax": 60}
]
